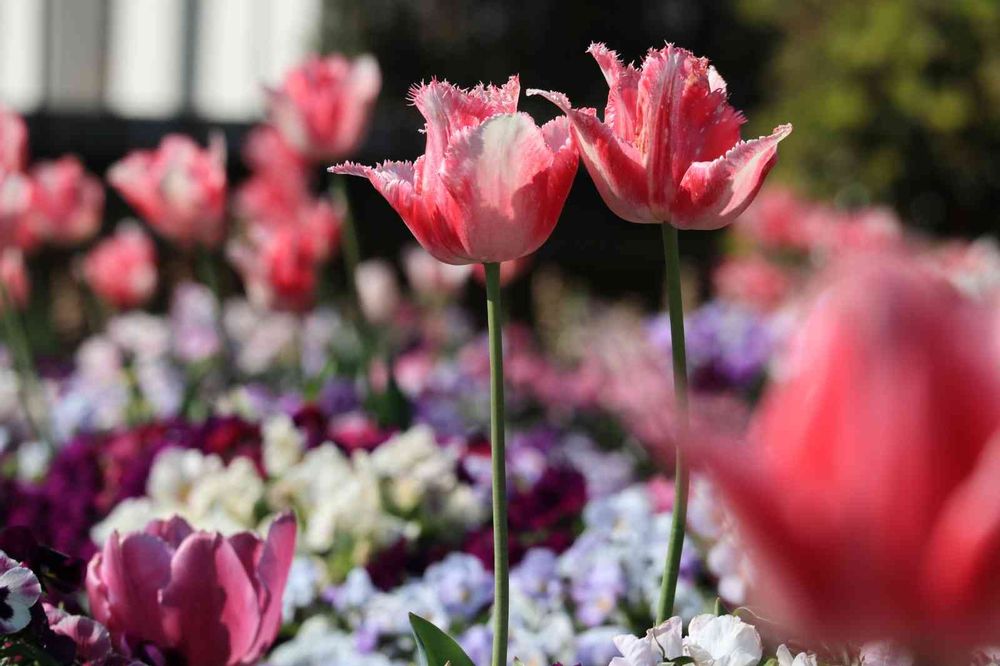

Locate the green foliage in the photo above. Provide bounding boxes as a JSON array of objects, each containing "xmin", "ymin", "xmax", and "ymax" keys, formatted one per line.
[
  {"xmin": 409, "ymin": 613, "xmax": 476, "ymax": 666},
  {"xmin": 739, "ymin": 0, "xmax": 1000, "ymax": 234}
]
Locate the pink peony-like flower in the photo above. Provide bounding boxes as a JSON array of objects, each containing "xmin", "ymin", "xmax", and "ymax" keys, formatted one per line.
[
  {"xmin": 0, "ymin": 106, "xmax": 28, "ymax": 173},
  {"xmin": 530, "ymin": 43, "xmax": 791, "ymax": 230},
  {"xmin": 108, "ymin": 134, "xmax": 227, "ymax": 248},
  {"xmin": 28, "ymin": 155, "xmax": 104, "ymax": 246},
  {"xmin": 86, "ymin": 513, "xmax": 296, "ymax": 666},
  {"xmin": 269, "ymin": 54, "xmax": 381, "ymax": 161},
  {"xmin": 331, "ymin": 76, "xmax": 578, "ymax": 265},
  {"xmin": 698, "ymin": 256, "xmax": 1000, "ymax": 656},
  {"xmin": 82, "ymin": 223, "xmax": 157, "ymax": 309}
]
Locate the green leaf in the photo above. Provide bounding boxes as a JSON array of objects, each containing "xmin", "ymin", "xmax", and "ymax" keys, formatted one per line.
[{"xmin": 409, "ymin": 613, "xmax": 476, "ymax": 666}]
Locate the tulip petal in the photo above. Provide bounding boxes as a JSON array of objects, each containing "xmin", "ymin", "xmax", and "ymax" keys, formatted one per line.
[
  {"xmin": 439, "ymin": 112, "xmax": 562, "ymax": 262},
  {"xmin": 673, "ymin": 124, "xmax": 792, "ymax": 230},
  {"xmin": 238, "ymin": 513, "xmax": 297, "ymax": 662},
  {"xmin": 330, "ymin": 159, "xmax": 469, "ymax": 264},
  {"xmin": 408, "ymin": 77, "xmax": 520, "ymax": 188},
  {"xmin": 160, "ymin": 532, "xmax": 260, "ymax": 666},
  {"xmin": 587, "ymin": 42, "xmax": 641, "ymax": 142},
  {"xmin": 925, "ymin": 429, "xmax": 1000, "ymax": 640},
  {"xmin": 98, "ymin": 532, "xmax": 173, "ymax": 646},
  {"xmin": 529, "ymin": 88, "xmax": 655, "ymax": 223}
]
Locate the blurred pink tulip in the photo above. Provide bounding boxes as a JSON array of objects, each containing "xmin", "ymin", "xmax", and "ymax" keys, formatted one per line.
[
  {"xmin": 0, "ymin": 106, "xmax": 28, "ymax": 173},
  {"xmin": 269, "ymin": 54, "xmax": 381, "ymax": 161},
  {"xmin": 87, "ymin": 513, "xmax": 296, "ymax": 666},
  {"xmin": 530, "ymin": 43, "xmax": 790, "ymax": 230},
  {"xmin": 699, "ymin": 257, "xmax": 1000, "ymax": 656},
  {"xmin": 355, "ymin": 258, "xmax": 401, "ymax": 325},
  {"xmin": 28, "ymin": 156, "xmax": 104, "ymax": 246},
  {"xmin": 0, "ymin": 171, "xmax": 37, "ymax": 251},
  {"xmin": 229, "ymin": 223, "xmax": 330, "ymax": 312},
  {"xmin": 242, "ymin": 123, "xmax": 309, "ymax": 178},
  {"xmin": 82, "ymin": 223, "xmax": 157, "ymax": 309},
  {"xmin": 0, "ymin": 247, "xmax": 30, "ymax": 310},
  {"xmin": 108, "ymin": 134, "xmax": 227, "ymax": 248},
  {"xmin": 402, "ymin": 245, "xmax": 471, "ymax": 299},
  {"xmin": 331, "ymin": 76, "xmax": 578, "ymax": 265},
  {"xmin": 713, "ymin": 256, "xmax": 792, "ymax": 312}
]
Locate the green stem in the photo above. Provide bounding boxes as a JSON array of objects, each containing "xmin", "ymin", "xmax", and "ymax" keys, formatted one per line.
[
  {"xmin": 656, "ymin": 223, "xmax": 690, "ymax": 624},
  {"xmin": 484, "ymin": 262, "xmax": 509, "ymax": 666},
  {"xmin": 196, "ymin": 246, "xmax": 221, "ymax": 301},
  {"xmin": 333, "ymin": 180, "xmax": 361, "ymax": 300},
  {"xmin": 0, "ymin": 285, "xmax": 48, "ymax": 447}
]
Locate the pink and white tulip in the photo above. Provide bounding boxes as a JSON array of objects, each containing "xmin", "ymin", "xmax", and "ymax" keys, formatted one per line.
[
  {"xmin": 270, "ymin": 54, "xmax": 381, "ymax": 161},
  {"xmin": 108, "ymin": 134, "xmax": 227, "ymax": 248},
  {"xmin": 331, "ymin": 76, "xmax": 578, "ymax": 265},
  {"xmin": 0, "ymin": 106, "xmax": 28, "ymax": 174},
  {"xmin": 530, "ymin": 43, "xmax": 791, "ymax": 230},
  {"xmin": 82, "ymin": 223, "xmax": 157, "ymax": 309},
  {"xmin": 28, "ymin": 156, "xmax": 104, "ymax": 246}
]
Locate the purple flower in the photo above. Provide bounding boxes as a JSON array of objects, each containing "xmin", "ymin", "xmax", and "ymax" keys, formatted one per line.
[
  {"xmin": 423, "ymin": 553, "xmax": 493, "ymax": 621},
  {"xmin": 0, "ymin": 550, "xmax": 42, "ymax": 634}
]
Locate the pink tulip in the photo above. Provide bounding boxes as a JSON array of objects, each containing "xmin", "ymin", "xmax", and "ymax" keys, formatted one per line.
[
  {"xmin": 82, "ymin": 223, "xmax": 157, "ymax": 309},
  {"xmin": 698, "ymin": 256, "xmax": 1000, "ymax": 656},
  {"xmin": 269, "ymin": 54, "xmax": 381, "ymax": 161},
  {"xmin": 0, "ymin": 106, "xmax": 28, "ymax": 173},
  {"xmin": 530, "ymin": 43, "xmax": 791, "ymax": 230},
  {"xmin": 242, "ymin": 124, "xmax": 309, "ymax": 179},
  {"xmin": 712, "ymin": 256, "xmax": 791, "ymax": 312},
  {"xmin": 108, "ymin": 134, "xmax": 227, "ymax": 248},
  {"xmin": 331, "ymin": 76, "xmax": 578, "ymax": 265},
  {"xmin": 0, "ymin": 247, "xmax": 30, "ymax": 310},
  {"xmin": 28, "ymin": 156, "xmax": 104, "ymax": 246},
  {"xmin": 87, "ymin": 513, "xmax": 296, "ymax": 666}
]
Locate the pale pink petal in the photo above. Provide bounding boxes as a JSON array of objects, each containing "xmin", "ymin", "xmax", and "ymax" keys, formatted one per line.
[
  {"xmin": 439, "ymin": 112, "xmax": 558, "ymax": 262},
  {"xmin": 144, "ymin": 515, "xmax": 195, "ymax": 548},
  {"xmin": 673, "ymin": 124, "xmax": 792, "ymax": 229},
  {"xmin": 0, "ymin": 567, "xmax": 41, "ymax": 608},
  {"xmin": 160, "ymin": 532, "xmax": 260, "ymax": 666},
  {"xmin": 529, "ymin": 88, "xmax": 655, "ymax": 223}
]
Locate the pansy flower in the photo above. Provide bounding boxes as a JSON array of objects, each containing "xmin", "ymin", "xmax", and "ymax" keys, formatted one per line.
[{"xmin": 0, "ymin": 550, "xmax": 42, "ymax": 635}]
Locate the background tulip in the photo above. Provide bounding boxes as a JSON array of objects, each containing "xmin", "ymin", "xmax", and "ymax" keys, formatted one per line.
[
  {"xmin": 530, "ymin": 43, "xmax": 790, "ymax": 230},
  {"xmin": 28, "ymin": 156, "xmax": 104, "ymax": 247},
  {"xmin": 0, "ymin": 106, "xmax": 28, "ymax": 174},
  {"xmin": 82, "ymin": 223, "xmax": 157, "ymax": 309},
  {"xmin": 86, "ymin": 513, "xmax": 296, "ymax": 666},
  {"xmin": 330, "ymin": 76, "xmax": 578, "ymax": 265},
  {"xmin": 0, "ymin": 248, "xmax": 30, "ymax": 311},
  {"xmin": 269, "ymin": 54, "xmax": 381, "ymax": 161},
  {"xmin": 699, "ymin": 256, "xmax": 1000, "ymax": 656},
  {"xmin": 402, "ymin": 245, "xmax": 472, "ymax": 300},
  {"xmin": 108, "ymin": 134, "xmax": 227, "ymax": 248}
]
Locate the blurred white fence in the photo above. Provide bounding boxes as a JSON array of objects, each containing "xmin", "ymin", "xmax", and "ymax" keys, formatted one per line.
[{"xmin": 0, "ymin": 0, "xmax": 322, "ymax": 120}]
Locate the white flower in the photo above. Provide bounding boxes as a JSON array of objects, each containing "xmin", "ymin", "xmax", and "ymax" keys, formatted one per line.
[
  {"xmin": 369, "ymin": 425, "xmax": 458, "ymax": 512},
  {"xmin": 263, "ymin": 414, "xmax": 307, "ymax": 476},
  {"xmin": 776, "ymin": 645, "xmax": 819, "ymax": 666},
  {"xmin": 608, "ymin": 618, "xmax": 683, "ymax": 666},
  {"xmin": 860, "ymin": 642, "xmax": 914, "ymax": 666},
  {"xmin": 15, "ymin": 440, "xmax": 51, "ymax": 481},
  {"xmin": 91, "ymin": 498, "xmax": 163, "ymax": 545},
  {"xmin": 147, "ymin": 448, "xmax": 225, "ymax": 506},
  {"xmin": 684, "ymin": 614, "xmax": 762, "ymax": 666},
  {"xmin": 355, "ymin": 259, "xmax": 400, "ymax": 325},
  {"xmin": 186, "ymin": 456, "xmax": 264, "ymax": 530},
  {"xmin": 0, "ymin": 551, "xmax": 42, "ymax": 634}
]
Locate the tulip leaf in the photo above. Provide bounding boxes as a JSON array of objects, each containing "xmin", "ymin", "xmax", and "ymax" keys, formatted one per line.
[{"xmin": 409, "ymin": 613, "xmax": 475, "ymax": 666}]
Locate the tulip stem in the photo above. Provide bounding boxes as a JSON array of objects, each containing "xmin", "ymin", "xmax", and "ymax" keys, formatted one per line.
[
  {"xmin": 332, "ymin": 180, "xmax": 362, "ymax": 304},
  {"xmin": 484, "ymin": 262, "xmax": 509, "ymax": 666},
  {"xmin": 656, "ymin": 223, "xmax": 690, "ymax": 624}
]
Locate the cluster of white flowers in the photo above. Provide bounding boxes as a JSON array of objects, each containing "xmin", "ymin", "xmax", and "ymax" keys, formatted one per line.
[{"xmin": 92, "ymin": 418, "xmax": 486, "ymax": 576}]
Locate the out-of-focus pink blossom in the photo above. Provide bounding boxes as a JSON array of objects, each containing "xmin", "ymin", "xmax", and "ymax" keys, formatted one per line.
[
  {"xmin": 402, "ymin": 245, "xmax": 472, "ymax": 300},
  {"xmin": 108, "ymin": 134, "xmax": 227, "ymax": 248},
  {"xmin": 269, "ymin": 54, "xmax": 381, "ymax": 161},
  {"xmin": 82, "ymin": 223, "xmax": 157, "ymax": 309},
  {"xmin": 0, "ymin": 247, "xmax": 30, "ymax": 310},
  {"xmin": 242, "ymin": 123, "xmax": 309, "ymax": 178},
  {"xmin": 531, "ymin": 43, "xmax": 791, "ymax": 229},
  {"xmin": 356, "ymin": 258, "xmax": 401, "ymax": 325},
  {"xmin": 0, "ymin": 106, "xmax": 28, "ymax": 173},
  {"xmin": 332, "ymin": 76, "xmax": 577, "ymax": 264},
  {"xmin": 737, "ymin": 187, "xmax": 818, "ymax": 252},
  {"xmin": 87, "ymin": 514, "xmax": 296, "ymax": 666},
  {"xmin": 229, "ymin": 225, "xmax": 323, "ymax": 312},
  {"xmin": 698, "ymin": 256, "xmax": 1000, "ymax": 655},
  {"xmin": 0, "ymin": 171, "xmax": 37, "ymax": 251},
  {"xmin": 28, "ymin": 155, "xmax": 104, "ymax": 246},
  {"xmin": 713, "ymin": 256, "xmax": 792, "ymax": 312},
  {"xmin": 45, "ymin": 604, "xmax": 113, "ymax": 665}
]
